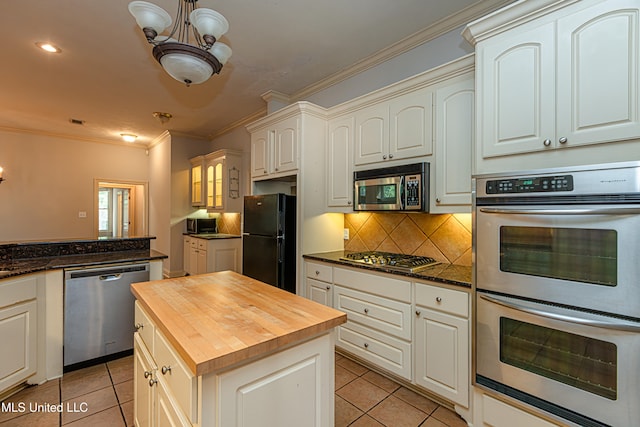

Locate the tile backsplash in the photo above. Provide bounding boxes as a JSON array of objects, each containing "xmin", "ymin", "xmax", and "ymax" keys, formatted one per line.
[
  {"xmin": 344, "ymin": 212, "xmax": 472, "ymax": 266},
  {"xmin": 212, "ymin": 213, "xmax": 241, "ymax": 235}
]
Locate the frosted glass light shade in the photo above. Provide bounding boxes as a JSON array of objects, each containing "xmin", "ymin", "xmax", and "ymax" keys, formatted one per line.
[
  {"xmin": 128, "ymin": 1, "xmax": 172, "ymax": 34},
  {"xmin": 189, "ymin": 8, "xmax": 229, "ymax": 39},
  {"xmin": 160, "ymin": 51, "xmax": 214, "ymax": 85},
  {"xmin": 209, "ymin": 42, "xmax": 232, "ymax": 65}
]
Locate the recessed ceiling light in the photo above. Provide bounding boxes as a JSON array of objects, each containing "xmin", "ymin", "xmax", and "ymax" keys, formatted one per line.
[
  {"xmin": 121, "ymin": 134, "xmax": 138, "ymax": 143},
  {"xmin": 35, "ymin": 42, "xmax": 61, "ymax": 53}
]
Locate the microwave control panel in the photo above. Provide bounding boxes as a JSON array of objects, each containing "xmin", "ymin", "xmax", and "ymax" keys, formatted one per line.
[
  {"xmin": 486, "ymin": 175, "xmax": 574, "ymax": 194},
  {"xmin": 404, "ymin": 175, "xmax": 422, "ymax": 209}
]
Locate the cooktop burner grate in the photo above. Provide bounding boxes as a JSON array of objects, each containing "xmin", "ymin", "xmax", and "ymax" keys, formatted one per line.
[{"xmin": 340, "ymin": 251, "xmax": 440, "ymax": 273}]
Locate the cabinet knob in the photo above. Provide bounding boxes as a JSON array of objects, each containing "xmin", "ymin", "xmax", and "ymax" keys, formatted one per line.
[
  {"xmin": 148, "ymin": 378, "xmax": 157, "ymax": 387},
  {"xmin": 382, "ymin": 155, "xmax": 387, "ymax": 160},
  {"xmin": 364, "ymin": 308, "xmax": 369, "ymax": 314},
  {"xmin": 275, "ymin": 167, "xmax": 279, "ymax": 171},
  {"xmin": 326, "ymin": 286, "xmax": 331, "ymax": 290},
  {"xmin": 264, "ymin": 170, "xmax": 267, "ymax": 174},
  {"xmin": 364, "ymin": 343, "xmax": 369, "ymax": 349},
  {"xmin": 389, "ymin": 154, "xmax": 394, "ymax": 159},
  {"xmin": 436, "ymin": 297, "xmax": 442, "ymax": 303},
  {"xmin": 348, "ymin": 201, "xmax": 352, "ymax": 205},
  {"xmin": 161, "ymin": 365, "xmax": 172, "ymax": 375},
  {"xmin": 559, "ymin": 137, "xmax": 568, "ymax": 144},
  {"xmin": 315, "ymin": 270, "xmax": 320, "ymax": 275},
  {"xmin": 436, "ymin": 198, "xmax": 441, "ymax": 203},
  {"xmin": 543, "ymin": 139, "xmax": 552, "ymax": 147},
  {"xmin": 415, "ymin": 310, "xmax": 421, "ymax": 316},
  {"xmin": 144, "ymin": 370, "xmax": 152, "ymax": 379},
  {"xmin": 134, "ymin": 323, "xmax": 144, "ymax": 331}
]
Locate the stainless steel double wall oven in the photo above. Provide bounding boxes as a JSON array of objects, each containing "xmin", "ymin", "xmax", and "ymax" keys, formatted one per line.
[{"xmin": 473, "ymin": 162, "xmax": 640, "ymax": 427}]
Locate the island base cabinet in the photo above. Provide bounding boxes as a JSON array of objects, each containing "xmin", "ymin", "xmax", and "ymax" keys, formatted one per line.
[{"xmin": 202, "ymin": 332, "xmax": 335, "ymax": 427}]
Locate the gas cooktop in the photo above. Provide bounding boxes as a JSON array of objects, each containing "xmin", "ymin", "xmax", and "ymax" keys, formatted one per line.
[{"xmin": 340, "ymin": 251, "xmax": 440, "ymax": 273}]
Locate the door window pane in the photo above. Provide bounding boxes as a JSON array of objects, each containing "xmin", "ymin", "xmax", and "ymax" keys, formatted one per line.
[
  {"xmin": 499, "ymin": 226, "xmax": 617, "ymax": 286},
  {"xmin": 500, "ymin": 317, "xmax": 617, "ymax": 400}
]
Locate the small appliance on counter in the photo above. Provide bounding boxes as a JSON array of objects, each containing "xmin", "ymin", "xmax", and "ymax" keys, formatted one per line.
[
  {"xmin": 242, "ymin": 194, "xmax": 296, "ymax": 293},
  {"xmin": 186, "ymin": 217, "xmax": 217, "ymax": 234},
  {"xmin": 354, "ymin": 162, "xmax": 429, "ymax": 211}
]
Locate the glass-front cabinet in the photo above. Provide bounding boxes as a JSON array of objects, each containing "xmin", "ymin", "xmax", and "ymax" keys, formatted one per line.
[
  {"xmin": 190, "ymin": 155, "xmax": 206, "ymax": 207},
  {"xmin": 203, "ymin": 149, "xmax": 243, "ymax": 213}
]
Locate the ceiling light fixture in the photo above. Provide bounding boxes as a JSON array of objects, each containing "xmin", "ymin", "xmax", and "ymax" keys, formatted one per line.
[
  {"xmin": 121, "ymin": 134, "xmax": 138, "ymax": 143},
  {"xmin": 128, "ymin": 0, "xmax": 232, "ymax": 87},
  {"xmin": 153, "ymin": 111, "xmax": 173, "ymax": 124},
  {"xmin": 35, "ymin": 42, "xmax": 61, "ymax": 53}
]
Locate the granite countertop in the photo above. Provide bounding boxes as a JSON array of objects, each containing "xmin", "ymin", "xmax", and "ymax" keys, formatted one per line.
[
  {"xmin": 0, "ymin": 249, "xmax": 167, "ymax": 279},
  {"xmin": 303, "ymin": 250, "xmax": 471, "ymax": 288},
  {"xmin": 185, "ymin": 233, "xmax": 241, "ymax": 239},
  {"xmin": 0, "ymin": 236, "xmax": 166, "ymax": 279},
  {"xmin": 132, "ymin": 271, "xmax": 346, "ymax": 376}
]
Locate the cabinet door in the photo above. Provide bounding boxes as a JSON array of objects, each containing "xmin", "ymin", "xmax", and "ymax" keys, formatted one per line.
[
  {"xmin": 196, "ymin": 247, "xmax": 208, "ymax": 275},
  {"xmin": 354, "ymin": 103, "xmax": 389, "ymax": 165},
  {"xmin": 208, "ymin": 239, "xmax": 241, "ymax": 273},
  {"xmin": 389, "ymin": 87, "xmax": 434, "ymax": 161},
  {"xmin": 183, "ymin": 237, "xmax": 191, "ymax": 276},
  {"xmin": 433, "ymin": 76, "xmax": 474, "ymax": 212},
  {"xmin": 273, "ymin": 116, "xmax": 299, "ymax": 174},
  {"xmin": 190, "ymin": 162, "xmax": 205, "ymax": 207},
  {"xmin": 414, "ymin": 307, "xmax": 469, "ymax": 407},
  {"xmin": 478, "ymin": 22, "xmax": 556, "ymax": 158},
  {"xmin": 156, "ymin": 377, "xmax": 192, "ymax": 427},
  {"xmin": 306, "ymin": 278, "xmax": 332, "ymax": 307},
  {"xmin": 133, "ymin": 335, "xmax": 155, "ymax": 427},
  {"xmin": 251, "ymin": 128, "xmax": 270, "ymax": 178},
  {"xmin": 556, "ymin": 0, "xmax": 640, "ymax": 148},
  {"xmin": 0, "ymin": 300, "xmax": 37, "ymax": 392},
  {"xmin": 327, "ymin": 116, "xmax": 354, "ymax": 208}
]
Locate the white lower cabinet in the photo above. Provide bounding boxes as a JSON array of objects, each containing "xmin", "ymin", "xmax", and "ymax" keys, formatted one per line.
[
  {"xmin": 0, "ymin": 274, "xmax": 38, "ymax": 393},
  {"xmin": 475, "ymin": 391, "xmax": 561, "ymax": 427},
  {"xmin": 185, "ymin": 237, "xmax": 242, "ymax": 276},
  {"xmin": 414, "ymin": 282, "xmax": 469, "ymax": 407},
  {"xmin": 333, "ymin": 267, "xmax": 412, "ymax": 380}
]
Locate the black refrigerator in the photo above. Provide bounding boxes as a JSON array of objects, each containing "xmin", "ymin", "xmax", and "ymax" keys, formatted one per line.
[{"xmin": 242, "ymin": 194, "xmax": 296, "ymax": 293}]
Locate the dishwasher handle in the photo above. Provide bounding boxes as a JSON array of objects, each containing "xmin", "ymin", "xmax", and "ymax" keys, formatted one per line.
[{"xmin": 99, "ymin": 274, "xmax": 122, "ymax": 281}]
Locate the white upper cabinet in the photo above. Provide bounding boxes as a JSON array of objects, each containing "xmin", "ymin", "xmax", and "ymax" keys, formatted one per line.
[
  {"xmin": 327, "ymin": 115, "xmax": 354, "ymax": 209},
  {"xmin": 433, "ymin": 73, "xmax": 474, "ymax": 213},
  {"xmin": 204, "ymin": 149, "xmax": 243, "ymax": 213},
  {"xmin": 466, "ymin": 0, "xmax": 640, "ymax": 173},
  {"xmin": 250, "ymin": 115, "xmax": 299, "ymax": 179},
  {"xmin": 354, "ymin": 87, "xmax": 433, "ymax": 166}
]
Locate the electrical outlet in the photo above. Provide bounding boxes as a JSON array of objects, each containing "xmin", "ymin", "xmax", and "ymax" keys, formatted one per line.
[
  {"xmin": 343, "ymin": 228, "xmax": 349, "ymax": 240},
  {"xmin": 78, "ymin": 211, "xmax": 87, "ymax": 218}
]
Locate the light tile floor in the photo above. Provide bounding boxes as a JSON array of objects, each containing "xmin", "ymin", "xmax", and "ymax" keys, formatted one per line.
[{"xmin": 0, "ymin": 353, "xmax": 468, "ymax": 427}]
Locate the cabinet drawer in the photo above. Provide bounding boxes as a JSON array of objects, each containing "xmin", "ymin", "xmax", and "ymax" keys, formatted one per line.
[
  {"xmin": 334, "ymin": 286, "xmax": 411, "ymax": 340},
  {"xmin": 334, "ymin": 267, "xmax": 411, "ymax": 302},
  {"xmin": 197, "ymin": 239, "xmax": 207, "ymax": 250},
  {"xmin": 0, "ymin": 275, "xmax": 37, "ymax": 308},
  {"xmin": 134, "ymin": 302, "xmax": 155, "ymax": 354},
  {"xmin": 337, "ymin": 322, "xmax": 411, "ymax": 380},
  {"xmin": 305, "ymin": 261, "xmax": 332, "ymax": 283},
  {"xmin": 154, "ymin": 329, "xmax": 198, "ymax": 423},
  {"xmin": 190, "ymin": 239, "xmax": 198, "ymax": 249},
  {"xmin": 415, "ymin": 282, "xmax": 469, "ymax": 318}
]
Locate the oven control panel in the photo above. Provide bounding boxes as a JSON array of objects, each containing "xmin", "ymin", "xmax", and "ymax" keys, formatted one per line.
[{"xmin": 486, "ymin": 175, "xmax": 574, "ymax": 194}]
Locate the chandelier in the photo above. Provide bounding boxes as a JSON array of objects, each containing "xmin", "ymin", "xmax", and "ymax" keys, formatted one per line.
[{"xmin": 128, "ymin": 0, "xmax": 232, "ymax": 86}]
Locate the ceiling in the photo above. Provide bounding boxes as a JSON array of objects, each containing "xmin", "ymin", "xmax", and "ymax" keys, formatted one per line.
[{"xmin": 0, "ymin": 0, "xmax": 507, "ymax": 146}]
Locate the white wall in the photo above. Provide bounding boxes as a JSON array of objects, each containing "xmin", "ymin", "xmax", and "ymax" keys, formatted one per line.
[{"xmin": 0, "ymin": 129, "xmax": 149, "ymax": 242}]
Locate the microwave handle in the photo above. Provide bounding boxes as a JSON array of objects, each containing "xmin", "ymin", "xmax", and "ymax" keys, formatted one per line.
[
  {"xmin": 478, "ymin": 207, "xmax": 640, "ymax": 215},
  {"xmin": 479, "ymin": 293, "xmax": 640, "ymax": 332},
  {"xmin": 399, "ymin": 176, "xmax": 405, "ymax": 210}
]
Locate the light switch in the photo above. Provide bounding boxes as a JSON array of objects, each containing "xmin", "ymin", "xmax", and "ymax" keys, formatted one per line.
[
  {"xmin": 78, "ymin": 211, "xmax": 87, "ymax": 218},
  {"xmin": 343, "ymin": 228, "xmax": 349, "ymax": 240}
]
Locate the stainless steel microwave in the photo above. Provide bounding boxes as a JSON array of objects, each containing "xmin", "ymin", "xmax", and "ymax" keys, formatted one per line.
[
  {"xmin": 186, "ymin": 218, "xmax": 217, "ymax": 234},
  {"xmin": 354, "ymin": 163, "xmax": 429, "ymax": 211}
]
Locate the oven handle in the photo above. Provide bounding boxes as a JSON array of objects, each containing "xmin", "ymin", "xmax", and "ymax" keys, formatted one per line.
[
  {"xmin": 478, "ymin": 207, "xmax": 640, "ymax": 215},
  {"xmin": 479, "ymin": 293, "xmax": 640, "ymax": 332}
]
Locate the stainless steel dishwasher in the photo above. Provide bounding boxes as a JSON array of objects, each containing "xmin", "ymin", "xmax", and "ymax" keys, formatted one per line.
[{"xmin": 64, "ymin": 262, "xmax": 150, "ymax": 369}]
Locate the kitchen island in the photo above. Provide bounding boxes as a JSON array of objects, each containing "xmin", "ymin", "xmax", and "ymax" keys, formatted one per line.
[{"xmin": 131, "ymin": 270, "xmax": 346, "ymax": 427}]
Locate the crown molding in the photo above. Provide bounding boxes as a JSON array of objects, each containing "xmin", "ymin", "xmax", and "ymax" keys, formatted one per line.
[
  {"xmin": 290, "ymin": 0, "xmax": 512, "ymax": 101},
  {"xmin": 0, "ymin": 125, "xmax": 150, "ymax": 149}
]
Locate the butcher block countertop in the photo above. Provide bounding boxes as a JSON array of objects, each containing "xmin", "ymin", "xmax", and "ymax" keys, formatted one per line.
[{"xmin": 131, "ymin": 270, "xmax": 346, "ymax": 377}]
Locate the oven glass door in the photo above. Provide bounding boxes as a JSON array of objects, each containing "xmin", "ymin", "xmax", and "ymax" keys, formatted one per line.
[
  {"xmin": 476, "ymin": 292, "xmax": 640, "ymax": 427},
  {"xmin": 475, "ymin": 204, "xmax": 640, "ymax": 318},
  {"xmin": 354, "ymin": 176, "xmax": 402, "ymax": 210}
]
